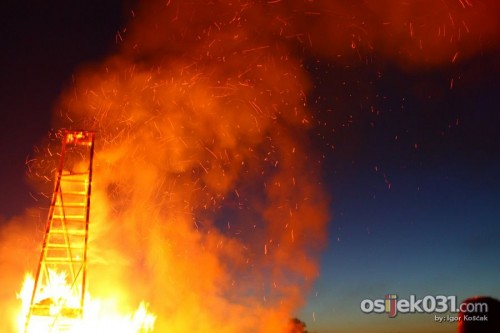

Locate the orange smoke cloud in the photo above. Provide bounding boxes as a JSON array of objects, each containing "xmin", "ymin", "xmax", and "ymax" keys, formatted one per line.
[
  {"xmin": 303, "ymin": 0, "xmax": 500, "ymax": 67},
  {"xmin": 47, "ymin": 1, "xmax": 498, "ymax": 332},
  {"xmin": 3, "ymin": 0, "xmax": 497, "ymax": 332},
  {"xmin": 51, "ymin": 1, "xmax": 329, "ymax": 332}
]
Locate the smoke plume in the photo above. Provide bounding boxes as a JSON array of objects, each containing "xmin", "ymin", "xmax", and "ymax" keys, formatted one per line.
[
  {"xmin": 1, "ymin": 0, "xmax": 498, "ymax": 332},
  {"xmin": 55, "ymin": 1, "xmax": 329, "ymax": 332}
]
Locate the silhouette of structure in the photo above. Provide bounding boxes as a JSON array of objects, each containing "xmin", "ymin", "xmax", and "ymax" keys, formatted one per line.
[{"xmin": 24, "ymin": 130, "xmax": 95, "ymax": 333}]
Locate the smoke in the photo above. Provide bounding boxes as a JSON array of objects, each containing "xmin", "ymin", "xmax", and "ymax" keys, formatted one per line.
[
  {"xmin": 1, "ymin": 0, "xmax": 498, "ymax": 332},
  {"xmin": 53, "ymin": 1, "xmax": 329, "ymax": 332},
  {"xmin": 301, "ymin": 0, "xmax": 500, "ymax": 67}
]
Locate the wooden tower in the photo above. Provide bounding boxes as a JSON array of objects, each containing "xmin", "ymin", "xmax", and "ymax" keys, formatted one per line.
[{"xmin": 24, "ymin": 130, "xmax": 94, "ymax": 333}]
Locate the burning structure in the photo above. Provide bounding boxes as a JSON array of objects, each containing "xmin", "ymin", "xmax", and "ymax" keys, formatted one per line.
[
  {"xmin": 23, "ymin": 131, "xmax": 95, "ymax": 332},
  {"xmin": 19, "ymin": 131, "xmax": 155, "ymax": 333},
  {"xmin": 0, "ymin": 0, "xmax": 498, "ymax": 332},
  {"xmin": 22, "ymin": 2, "xmax": 331, "ymax": 332}
]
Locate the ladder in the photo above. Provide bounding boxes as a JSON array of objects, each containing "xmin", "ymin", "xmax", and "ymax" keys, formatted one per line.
[{"xmin": 24, "ymin": 130, "xmax": 95, "ymax": 333}]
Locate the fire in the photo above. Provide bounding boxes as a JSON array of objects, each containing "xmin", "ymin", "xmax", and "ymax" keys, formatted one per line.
[
  {"xmin": 5, "ymin": 2, "xmax": 333, "ymax": 332},
  {"xmin": 1, "ymin": 1, "xmax": 497, "ymax": 332},
  {"xmin": 11, "ymin": 130, "xmax": 156, "ymax": 333},
  {"xmin": 17, "ymin": 272, "xmax": 155, "ymax": 333}
]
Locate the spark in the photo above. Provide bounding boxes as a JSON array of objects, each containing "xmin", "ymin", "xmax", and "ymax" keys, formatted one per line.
[{"xmin": 242, "ymin": 45, "xmax": 270, "ymax": 54}]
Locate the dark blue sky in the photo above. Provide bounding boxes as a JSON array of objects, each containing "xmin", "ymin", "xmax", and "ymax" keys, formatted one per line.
[
  {"xmin": 301, "ymin": 53, "xmax": 500, "ymax": 331},
  {"xmin": 1, "ymin": 1, "xmax": 499, "ymax": 332}
]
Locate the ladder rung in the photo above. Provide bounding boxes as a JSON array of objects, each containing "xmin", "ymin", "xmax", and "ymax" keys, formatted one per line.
[
  {"xmin": 56, "ymin": 191, "xmax": 89, "ymax": 196},
  {"xmin": 52, "ymin": 215, "xmax": 86, "ymax": 219},
  {"xmin": 62, "ymin": 171, "xmax": 90, "ymax": 176},
  {"xmin": 53, "ymin": 203, "xmax": 87, "ymax": 207},
  {"xmin": 60, "ymin": 177, "xmax": 89, "ymax": 182},
  {"xmin": 31, "ymin": 305, "xmax": 83, "ymax": 319},
  {"xmin": 44, "ymin": 257, "xmax": 84, "ymax": 263},
  {"xmin": 46, "ymin": 244, "xmax": 85, "ymax": 249},
  {"xmin": 49, "ymin": 230, "xmax": 87, "ymax": 236}
]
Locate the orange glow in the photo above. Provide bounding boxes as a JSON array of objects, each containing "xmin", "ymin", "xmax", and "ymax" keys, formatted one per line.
[
  {"xmin": 2, "ymin": 1, "xmax": 497, "ymax": 332},
  {"xmin": 17, "ymin": 272, "xmax": 155, "ymax": 333},
  {"xmin": 6, "ymin": 1, "xmax": 332, "ymax": 332},
  {"xmin": 14, "ymin": 131, "xmax": 156, "ymax": 333}
]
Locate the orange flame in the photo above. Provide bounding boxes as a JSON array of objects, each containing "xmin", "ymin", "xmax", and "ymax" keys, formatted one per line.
[
  {"xmin": 1, "ymin": 0, "xmax": 498, "ymax": 332},
  {"xmin": 17, "ymin": 272, "xmax": 155, "ymax": 333},
  {"xmin": 48, "ymin": 2, "xmax": 330, "ymax": 331}
]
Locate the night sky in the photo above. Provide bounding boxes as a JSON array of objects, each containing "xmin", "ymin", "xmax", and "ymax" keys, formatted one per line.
[{"xmin": 1, "ymin": 1, "xmax": 499, "ymax": 333}]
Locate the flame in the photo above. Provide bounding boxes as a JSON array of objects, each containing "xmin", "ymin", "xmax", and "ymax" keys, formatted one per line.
[
  {"xmin": 40, "ymin": 2, "xmax": 331, "ymax": 331},
  {"xmin": 8, "ymin": 0, "xmax": 497, "ymax": 331},
  {"xmin": 17, "ymin": 272, "xmax": 155, "ymax": 333}
]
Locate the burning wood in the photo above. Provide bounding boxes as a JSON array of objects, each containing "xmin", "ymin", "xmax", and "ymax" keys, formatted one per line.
[{"xmin": 18, "ymin": 131, "xmax": 155, "ymax": 333}]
